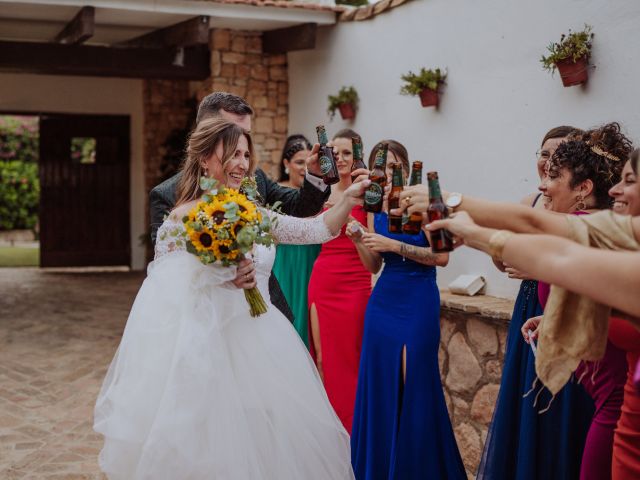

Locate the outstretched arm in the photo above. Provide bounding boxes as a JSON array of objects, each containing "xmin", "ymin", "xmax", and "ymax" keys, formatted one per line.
[
  {"xmin": 428, "ymin": 212, "xmax": 640, "ymax": 318},
  {"xmin": 395, "ymin": 186, "xmax": 571, "ymax": 237},
  {"xmin": 260, "ymin": 147, "xmax": 330, "ymax": 217},
  {"xmin": 272, "ymin": 180, "xmax": 369, "ymax": 244}
]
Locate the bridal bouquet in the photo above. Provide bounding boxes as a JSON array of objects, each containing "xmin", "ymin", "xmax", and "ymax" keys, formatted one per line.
[{"xmin": 182, "ymin": 177, "xmax": 275, "ymax": 317}]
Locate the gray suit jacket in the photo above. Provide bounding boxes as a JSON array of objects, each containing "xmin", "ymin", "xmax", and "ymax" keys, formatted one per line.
[{"xmin": 149, "ymin": 169, "xmax": 329, "ymax": 322}]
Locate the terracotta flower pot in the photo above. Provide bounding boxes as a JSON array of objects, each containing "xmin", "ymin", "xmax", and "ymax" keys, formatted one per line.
[
  {"xmin": 555, "ymin": 55, "xmax": 589, "ymax": 87},
  {"xmin": 338, "ymin": 103, "xmax": 356, "ymax": 120},
  {"xmin": 419, "ymin": 88, "xmax": 439, "ymax": 107}
]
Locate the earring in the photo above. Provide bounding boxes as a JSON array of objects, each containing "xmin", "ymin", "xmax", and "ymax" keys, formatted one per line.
[
  {"xmin": 285, "ymin": 167, "xmax": 290, "ymax": 175},
  {"xmin": 576, "ymin": 195, "xmax": 586, "ymax": 211},
  {"xmin": 203, "ymin": 166, "xmax": 209, "ymax": 177}
]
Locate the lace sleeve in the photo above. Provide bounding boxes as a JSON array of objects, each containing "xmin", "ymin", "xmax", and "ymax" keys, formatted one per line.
[
  {"xmin": 154, "ymin": 220, "xmax": 188, "ymax": 261},
  {"xmin": 270, "ymin": 211, "xmax": 339, "ymax": 245}
]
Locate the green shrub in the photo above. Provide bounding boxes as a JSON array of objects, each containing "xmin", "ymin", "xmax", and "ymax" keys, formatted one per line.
[
  {"xmin": 0, "ymin": 116, "xmax": 39, "ymax": 163},
  {"xmin": 0, "ymin": 161, "xmax": 40, "ymax": 230}
]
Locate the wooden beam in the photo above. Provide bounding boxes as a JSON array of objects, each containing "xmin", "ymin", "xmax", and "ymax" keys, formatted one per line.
[
  {"xmin": 54, "ymin": 6, "xmax": 94, "ymax": 45},
  {"xmin": 0, "ymin": 41, "xmax": 210, "ymax": 80},
  {"xmin": 120, "ymin": 16, "xmax": 210, "ymax": 48},
  {"xmin": 263, "ymin": 23, "xmax": 317, "ymax": 54}
]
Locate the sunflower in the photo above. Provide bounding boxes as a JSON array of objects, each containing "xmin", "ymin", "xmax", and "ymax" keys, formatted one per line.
[
  {"xmin": 203, "ymin": 200, "xmax": 228, "ymax": 228},
  {"xmin": 234, "ymin": 195, "xmax": 258, "ymax": 222},
  {"xmin": 212, "ymin": 239, "xmax": 239, "ymax": 261},
  {"xmin": 189, "ymin": 227, "xmax": 216, "ymax": 253}
]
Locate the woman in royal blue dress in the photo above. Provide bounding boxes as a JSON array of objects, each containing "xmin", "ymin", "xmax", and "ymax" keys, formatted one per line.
[{"xmin": 347, "ymin": 140, "xmax": 465, "ymax": 480}]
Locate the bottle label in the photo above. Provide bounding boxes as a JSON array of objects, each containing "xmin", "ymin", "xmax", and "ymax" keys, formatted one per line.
[
  {"xmin": 319, "ymin": 154, "xmax": 333, "ymax": 175},
  {"xmin": 428, "ymin": 178, "xmax": 442, "ymax": 199},
  {"xmin": 364, "ymin": 183, "xmax": 383, "ymax": 206}
]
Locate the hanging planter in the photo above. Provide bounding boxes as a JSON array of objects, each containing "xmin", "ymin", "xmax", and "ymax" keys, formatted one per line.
[
  {"xmin": 338, "ymin": 102, "xmax": 356, "ymax": 120},
  {"xmin": 555, "ymin": 55, "xmax": 589, "ymax": 87},
  {"xmin": 328, "ymin": 86, "xmax": 359, "ymax": 121},
  {"xmin": 541, "ymin": 25, "xmax": 594, "ymax": 87},
  {"xmin": 400, "ymin": 67, "xmax": 447, "ymax": 109},
  {"xmin": 418, "ymin": 87, "xmax": 439, "ymax": 107}
]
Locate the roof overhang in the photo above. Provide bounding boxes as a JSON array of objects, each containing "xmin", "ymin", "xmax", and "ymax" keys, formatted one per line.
[{"xmin": 0, "ymin": 0, "xmax": 338, "ymax": 45}]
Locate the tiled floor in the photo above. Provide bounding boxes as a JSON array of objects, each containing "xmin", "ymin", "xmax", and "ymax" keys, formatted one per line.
[{"xmin": 0, "ymin": 268, "xmax": 144, "ymax": 479}]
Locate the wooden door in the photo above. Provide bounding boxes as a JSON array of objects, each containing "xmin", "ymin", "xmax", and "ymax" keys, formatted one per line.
[{"xmin": 39, "ymin": 114, "xmax": 130, "ymax": 267}]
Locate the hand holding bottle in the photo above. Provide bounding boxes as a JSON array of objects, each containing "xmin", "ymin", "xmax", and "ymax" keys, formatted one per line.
[{"xmin": 305, "ymin": 143, "xmax": 322, "ymax": 177}]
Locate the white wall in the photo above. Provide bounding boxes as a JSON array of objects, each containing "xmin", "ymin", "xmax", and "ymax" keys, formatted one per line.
[
  {"xmin": 0, "ymin": 73, "xmax": 146, "ymax": 270},
  {"xmin": 289, "ymin": 0, "xmax": 640, "ymax": 298}
]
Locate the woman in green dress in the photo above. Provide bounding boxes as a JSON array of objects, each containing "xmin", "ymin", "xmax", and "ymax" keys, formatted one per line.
[{"xmin": 272, "ymin": 135, "xmax": 321, "ymax": 346}]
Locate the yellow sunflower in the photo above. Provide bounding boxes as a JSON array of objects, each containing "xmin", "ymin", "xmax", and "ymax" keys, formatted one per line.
[
  {"xmin": 212, "ymin": 239, "xmax": 239, "ymax": 261},
  {"xmin": 235, "ymin": 196, "xmax": 258, "ymax": 222},
  {"xmin": 203, "ymin": 200, "xmax": 228, "ymax": 228},
  {"xmin": 188, "ymin": 227, "xmax": 216, "ymax": 253}
]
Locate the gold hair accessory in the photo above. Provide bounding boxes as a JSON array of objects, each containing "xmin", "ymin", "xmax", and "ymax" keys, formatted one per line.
[
  {"xmin": 589, "ymin": 145, "xmax": 621, "ymax": 162},
  {"xmin": 488, "ymin": 230, "xmax": 515, "ymax": 263}
]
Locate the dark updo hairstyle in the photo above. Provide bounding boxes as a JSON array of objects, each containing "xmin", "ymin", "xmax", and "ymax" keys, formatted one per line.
[
  {"xmin": 367, "ymin": 140, "xmax": 410, "ymax": 175},
  {"xmin": 549, "ymin": 122, "xmax": 633, "ymax": 209},
  {"xmin": 278, "ymin": 134, "xmax": 312, "ymax": 182}
]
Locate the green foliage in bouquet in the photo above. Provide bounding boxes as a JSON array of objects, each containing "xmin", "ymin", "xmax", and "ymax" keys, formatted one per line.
[
  {"xmin": 400, "ymin": 68, "xmax": 447, "ymax": 96},
  {"xmin": 540, "ymin": 25, "xmax": 594, "ymax": 74},
  {"xmin": 327, "ymin": 86, "xmax": 359, "ymax": 119}
]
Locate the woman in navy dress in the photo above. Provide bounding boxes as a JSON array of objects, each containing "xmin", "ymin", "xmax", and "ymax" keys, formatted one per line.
[
  {"xmin": 347, "ymin": 140, "xmax": 465, "ymax": 480},
  {"xmin": 477, "ymin": 126, "xmax": 594, "ymax": 480}
]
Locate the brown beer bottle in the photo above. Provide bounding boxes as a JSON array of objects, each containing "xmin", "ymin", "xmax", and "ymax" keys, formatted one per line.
[
  {"xmin": 363, "ymin": 143, "xmax": 388, "ymax": 213},
  {"xmin": 387, "ymin": 164, "xmax": 404, "ymax": 233},
  {"xmin": 350, "ymin": 135, "xmax": 367, "ymax": 183},
  {"xmin": 316, "ymin": 125, "xmax": 340, "ymax": 185},
  {"xmin": 402, "ymin": 161, "xmax": 423, "ymax": 235},
  {"xmin": 426, "ymin": 171, "xmax": 454, "ymax": 252}
]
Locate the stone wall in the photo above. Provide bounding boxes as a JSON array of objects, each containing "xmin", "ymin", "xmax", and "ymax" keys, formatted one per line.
[
  {"xmin": 438, "ymin": 292, "xmax": 514, "ymax": 478},
  {"xmin": 200, "ymin": 29, "xmax": 289, "ymax": 179},
  {"xmin": 142, "ymin": 79, "xmax": 193, "ymax": 195}
]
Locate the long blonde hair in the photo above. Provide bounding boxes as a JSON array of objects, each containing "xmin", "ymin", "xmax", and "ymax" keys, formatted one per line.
[{"xmin": 176, "ymin": 118, "xmax": 256, "ymax": 206}]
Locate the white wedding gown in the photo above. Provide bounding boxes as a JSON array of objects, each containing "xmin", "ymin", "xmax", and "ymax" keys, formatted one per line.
[{"xmin": 94, "ymin": 212, "xmax": 354, "ymax": 480}]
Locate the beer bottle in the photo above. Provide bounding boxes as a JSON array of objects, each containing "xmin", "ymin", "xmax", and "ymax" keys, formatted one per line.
[
  {"xmin": 316, "ymin": 125, "xmax": 340, "ymax": 185},
  {"xmin": 387, "ymin": 164, "xmax": 404, "ymax": 233},
  {"xmin": 363, "ymin": 143, "xmax": 388, "ymax": 213},
  {"xmin": 426, "ymin": 171, "xmax": 454, "ymax": 252},
  {"xmin": 402, "ymin": 161, "xmax": 423, "ymax": 235},
  {"xmin": 350, "ymin": 135, "xmax": 367, "ymax": 183}
]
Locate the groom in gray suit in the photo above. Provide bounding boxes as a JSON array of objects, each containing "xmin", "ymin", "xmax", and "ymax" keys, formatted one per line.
[{"xmin": 149, "ymin": 92, "xmax": 330, "ymax": 322}]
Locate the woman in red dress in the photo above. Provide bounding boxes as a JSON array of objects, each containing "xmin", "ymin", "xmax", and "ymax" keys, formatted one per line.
[{"xmin": 308, "ymin": 128, "xmax": 372, "ymax": 433}]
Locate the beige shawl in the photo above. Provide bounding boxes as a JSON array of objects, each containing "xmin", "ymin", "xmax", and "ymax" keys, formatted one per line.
[{"xmin": 535, "ymin": 210, "xmax": 640, "ymax": 394}]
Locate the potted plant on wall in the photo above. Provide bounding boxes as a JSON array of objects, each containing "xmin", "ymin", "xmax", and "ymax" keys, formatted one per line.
[
  {"xmin": 400, "ymin": 68, "xmax": 447, "ymax": 108},
  {"xmin": 328, "ymin": 86, "xmax": 359, "ymax": 121},
  {"xmin": 541, "ymin": 25, "xmax": 594, "ymax": 87}
]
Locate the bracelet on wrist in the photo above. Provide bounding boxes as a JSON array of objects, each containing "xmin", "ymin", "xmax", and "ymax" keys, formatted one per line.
[{"xmin": 488, "ymin": 230, "xmax": 514, "ymax": 263}]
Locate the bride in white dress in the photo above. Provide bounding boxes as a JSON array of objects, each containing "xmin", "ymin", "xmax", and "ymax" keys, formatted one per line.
[{"xmin": 94, "ymin": 118, "xmax": 366, "ymax": 479}]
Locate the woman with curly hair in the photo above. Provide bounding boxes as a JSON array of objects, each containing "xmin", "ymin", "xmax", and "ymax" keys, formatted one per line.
[
  {"xmin": 478, "ymin": 126, "xmax": 595, "ymax": 480},
  {"xmin": 533, "ymin": 123, "xmax": 632, "ymax": 480}
]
